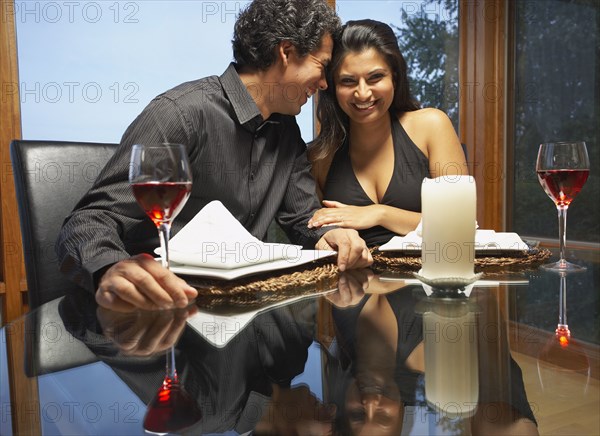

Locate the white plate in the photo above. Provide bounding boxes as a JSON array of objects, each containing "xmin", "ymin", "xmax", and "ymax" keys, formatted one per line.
[
  {"xmin": 170, "ymin": 250, "xmax": 336, "ymax": 280},
  {"xmin": 379, "ymin": 230, "xmax": 529, "ymax": 254}
]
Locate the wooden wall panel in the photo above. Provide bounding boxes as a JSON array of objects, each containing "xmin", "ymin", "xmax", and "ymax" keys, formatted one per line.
[
  {"xmin": 459, "ymin": 0, "xmax": 506, "ymax": 230},
  {"xmin": 1, "ymin": 0, "xmax": 26, "ymax": 323}
]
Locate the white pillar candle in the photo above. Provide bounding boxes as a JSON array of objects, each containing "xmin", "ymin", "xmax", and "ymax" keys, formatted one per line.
[{"xmin": 421, "ymin": 175, "xmax": 477, "ymax": 279}]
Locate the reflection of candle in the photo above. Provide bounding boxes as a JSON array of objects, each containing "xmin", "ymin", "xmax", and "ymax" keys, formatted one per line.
[
  {"xmin": 424, "ymin": 309, "xmax": 479, "ymax": 418},
  {"xmin": 421, "ymin": 175, "xmax": 477, "ymax": 279}
]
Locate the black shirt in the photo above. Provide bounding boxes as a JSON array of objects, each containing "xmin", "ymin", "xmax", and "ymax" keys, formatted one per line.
[
  {"xmin": 57, "ymin": 64, "xmax": 329, "ymax": 292},
  {"xmin": 322, "ymin": 113, "xmax": 430, "ymax": 247}
]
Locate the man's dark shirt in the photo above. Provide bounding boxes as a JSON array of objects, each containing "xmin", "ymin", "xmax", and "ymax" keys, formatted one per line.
[{"xmin": 56, "ymin": 64, "xmax": 329, "ymax": 292}]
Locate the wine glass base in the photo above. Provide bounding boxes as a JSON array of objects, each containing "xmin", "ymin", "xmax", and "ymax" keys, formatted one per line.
[{"xmin": 541, "ymin": 260, "xmax": 587, "ymax": 273}]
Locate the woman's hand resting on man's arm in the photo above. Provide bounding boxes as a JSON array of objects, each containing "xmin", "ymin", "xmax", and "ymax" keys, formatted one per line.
[
  {"xmin": 308, "ymin": 200, "xmax": 383, "ymax": 230},
  {"xmin": 308, "ymin": 200, "xmax": 421, "ymax": 236}
]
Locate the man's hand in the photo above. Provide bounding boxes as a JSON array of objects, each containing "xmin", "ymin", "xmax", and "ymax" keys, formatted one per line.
[
  {"xmin": 326, "ymin": 269, "xmax": 373, "ymax": 308},
  {"xmin": 316, "ymin": 228, "xmax": 372, "ymax": 271},
  {"xmin": 95, "ymin": 253, "xmax": 198, "ymax": 312},
  {"xmin": 96, "ymin": 305, "xmax": 197, "ymax": 356}
]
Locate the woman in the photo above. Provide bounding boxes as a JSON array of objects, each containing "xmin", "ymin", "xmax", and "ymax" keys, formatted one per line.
[{"xmin": 308, "ymin": 19, "xmax": 468, "ymax": 247}]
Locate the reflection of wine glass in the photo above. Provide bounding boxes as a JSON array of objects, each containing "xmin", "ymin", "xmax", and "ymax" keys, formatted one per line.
[
  {"xmin": 129, "ymin": 144, "xmax": 200, "ymax": 432},
  {"xmin": 129, "ymin": 143, "xmax": 192, "ymax": 270},
  {"xmin": 536, "ymin": 141, "xmax": 589, "ymax": 272},
  {"xmin": 143, "ymin": 348, "xmax": 203, "ymax": 434},
  {"xmin": 537, "ymin": 272, "xmax": 590, "ymax": 396}
]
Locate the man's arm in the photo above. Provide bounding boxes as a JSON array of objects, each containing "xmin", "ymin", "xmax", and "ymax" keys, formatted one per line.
[
  {"xmin": 276, "ymin": 132, "xmax": 372, "ymax": 270},
  {"xmin": 276, "ymin": 143, "xmax": 332, "ymax": 247},
  {"xmin": 56, "ymin": 96, "xmax": 198, "ymax": 310}
]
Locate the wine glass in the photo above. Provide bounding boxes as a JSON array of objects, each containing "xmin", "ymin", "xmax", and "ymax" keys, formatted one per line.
[
  {"xmin": 129, "ymin": 143, "xmax": 200, "ymax": 432},
  {"xmin": 129, "ymin": 143, "xmax": 192, "ymax": 271},
  {"xmin": 536, "ymin": 141, "xmax": 590, "ymax": 272}
]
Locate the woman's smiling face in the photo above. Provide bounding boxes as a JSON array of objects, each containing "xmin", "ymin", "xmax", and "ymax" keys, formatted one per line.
[{"xmin": 334, "ymin": 48, "xmax": 395, "ymax": 125}]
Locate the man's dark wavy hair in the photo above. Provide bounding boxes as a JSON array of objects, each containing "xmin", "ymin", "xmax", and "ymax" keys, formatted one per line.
[{"xmin": 232, "ymin": 0, "xmax": 341, "ymax": 70}]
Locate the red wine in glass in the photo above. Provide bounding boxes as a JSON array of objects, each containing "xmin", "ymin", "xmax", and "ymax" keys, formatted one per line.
[
  {"xmin": 132, "ymin": 181, "xmax": 192, "ymax": 227},
  {"xmin": 536, "ymin": 142, "xmax": 590, "ymax": 272},
  {"xmin": 536, "ymin": 169, "xmax": 589, "ymax": 208}
]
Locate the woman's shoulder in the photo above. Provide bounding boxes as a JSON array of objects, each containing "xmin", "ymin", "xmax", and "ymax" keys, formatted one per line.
[
  {"xmin": 398, "ymin": 107, "xmax": 451, "ymax": 126},
  {"xmin": 397, "ymin": 108, "xmax": 456, "ymax": 157}
]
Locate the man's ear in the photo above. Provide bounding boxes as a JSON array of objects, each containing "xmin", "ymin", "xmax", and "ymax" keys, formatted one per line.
[{"xmin": 277, "ymin": 40, "xmax": 294, "ymax": 67}]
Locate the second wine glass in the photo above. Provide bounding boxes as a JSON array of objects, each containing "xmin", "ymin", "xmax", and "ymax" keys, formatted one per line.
[{"xmin": 536, "ymin": 141, "xmax": 589, "ymax": 272}]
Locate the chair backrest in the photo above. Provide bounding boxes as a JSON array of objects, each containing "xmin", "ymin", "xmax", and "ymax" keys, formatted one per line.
[{"xmin": 10, "ymin": 140, "xmax": 118, "ymax": 308}]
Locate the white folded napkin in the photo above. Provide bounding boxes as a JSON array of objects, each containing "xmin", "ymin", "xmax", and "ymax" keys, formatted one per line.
[
  {"xmin": 383, "ymin": 231, "xmax": 422, "ymax": 250},
  {"xmin": 380, "ymin": 229, "xmax": 529, "ymax": 252},
  {"xmin": 158, "ymin": 200, "xmax": 302, "ymax": 269},
  {"xmin": 474, "ymin": 230, "xmax": 529, "ymax": 251},
  {"xmin": 187, "ymin": 310, "xmax": 258, "ymax": 347}
]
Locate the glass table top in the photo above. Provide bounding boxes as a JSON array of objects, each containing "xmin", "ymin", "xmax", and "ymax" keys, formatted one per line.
[{"xmin": 1, "ymin": 246, "xmax": 598, "ymax": 435}]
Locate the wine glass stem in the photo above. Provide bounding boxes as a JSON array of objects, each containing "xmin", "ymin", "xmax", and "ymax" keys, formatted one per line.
[
  {"xmin": 558, "ymin": 273, "xmax": 567, "ymax": 326},
  {"xmin": 556, "ymin": 205, "xmax": 569, "ymax": 265},
  {"xmin": 158, "ymin": 223, "xmax": 171, "ymax": 269},
  {"xmin": 165, "ymin": 345, "xmax": 178, "ymax": 382},
  {"xmin": 157, "ymin": 223, "xmax": 178, "ymax": 383}
]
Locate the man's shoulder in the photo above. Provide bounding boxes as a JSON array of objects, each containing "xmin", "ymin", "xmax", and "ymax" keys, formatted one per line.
[{"xmin": 160, "ymin": 75, "xmax": 224, "ymax": 102}]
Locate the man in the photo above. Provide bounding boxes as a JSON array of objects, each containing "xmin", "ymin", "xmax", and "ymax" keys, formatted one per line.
[{"xmin": 56, "ymin": 0, "xmax": 372, "ymax": 312}]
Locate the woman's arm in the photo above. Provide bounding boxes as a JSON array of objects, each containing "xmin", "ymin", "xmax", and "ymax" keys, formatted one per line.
[{"xmin": 308, "ymin": 201, "xmax": 421, "ymax": 236}]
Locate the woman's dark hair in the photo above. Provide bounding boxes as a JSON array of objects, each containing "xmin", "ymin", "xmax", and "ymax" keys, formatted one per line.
[
  {"xmin": 309, "ymin": 19, "xmax": 420, "ymax": 161},
  {"xmin": 232, "ymin": 0, "xmax": 341, "ymax": 70}
]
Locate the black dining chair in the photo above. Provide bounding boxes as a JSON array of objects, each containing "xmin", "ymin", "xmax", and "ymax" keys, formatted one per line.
[{"xmin": 10, "ymin": 139, "xmax": 118, "ymax": 309}]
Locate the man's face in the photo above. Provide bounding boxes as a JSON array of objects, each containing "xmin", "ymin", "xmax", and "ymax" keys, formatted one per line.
[{"xmin": 275, "ymin": 33, "xmax": 333, "ymax": 116}]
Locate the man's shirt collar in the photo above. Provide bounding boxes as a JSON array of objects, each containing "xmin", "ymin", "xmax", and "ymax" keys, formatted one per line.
[{"xmin": 220, "ymin": 63, "xmax": 264, "ymax": 132}]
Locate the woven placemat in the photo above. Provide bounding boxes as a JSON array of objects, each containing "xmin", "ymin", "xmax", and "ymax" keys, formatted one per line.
[
  {"xmin": 181, "ymin": 247, "xmax": 551, "ymax": 310},
  {"xmin": 184, "ymin": 258, "xmax": 339, "ymax": 311},
  {"xmin": 372, "ymin": 247, "xmax": 552, "ymax": 273}
]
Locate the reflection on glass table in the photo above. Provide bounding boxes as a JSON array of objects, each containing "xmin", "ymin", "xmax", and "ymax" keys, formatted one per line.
[
  {"xmin": 1, "ymin": 248, "xmax": 598, "ymax": 435},
  {"xmin": 325, "ymin": 278, "xmax": 538, "ymax": 435},
  {"xmin": 536, "ymin": 271, "xmax": 592, "ymax": 399}
]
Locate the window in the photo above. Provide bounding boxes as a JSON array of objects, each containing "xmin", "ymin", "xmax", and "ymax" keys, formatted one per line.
[
  {"xmin": 510, "ymin": 0, "xmax": 599, "ymax": 243},
  {"xmin": 14, "ymin": 0, "xmax": 316, "ymax": 143},
  {"xmin": 337, "ymin": 0, "xmax": 460, "ymax": 130}
]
